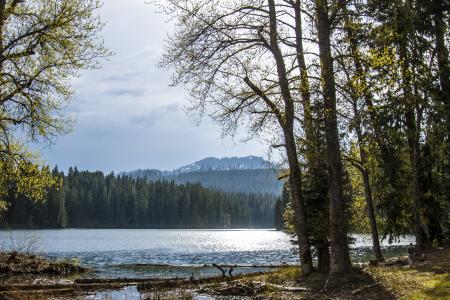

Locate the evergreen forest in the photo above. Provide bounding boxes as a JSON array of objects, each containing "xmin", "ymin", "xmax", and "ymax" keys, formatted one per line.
[{"xmin": 1, "ymin": 168, "xmax": 277, "ymax": 229}]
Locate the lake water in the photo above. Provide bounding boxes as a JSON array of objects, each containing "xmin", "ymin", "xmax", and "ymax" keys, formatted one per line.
[{"xmin": 0, "ymin": 229, "xmax": 414, "ymax": 278}]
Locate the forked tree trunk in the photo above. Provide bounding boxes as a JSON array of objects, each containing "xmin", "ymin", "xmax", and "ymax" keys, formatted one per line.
[
  {"xmin": 267, "ymin": 0, "xmax": 313, "ymax": 276},
  {"xmin": 293, "ymin": 0, "xmax": 330, "ymax": 271},
  {"xmin": 314, "ymin": 0, "xmax": 352, "ymax": 275}
]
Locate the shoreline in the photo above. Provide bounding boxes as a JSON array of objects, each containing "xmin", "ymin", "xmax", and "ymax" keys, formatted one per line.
[{"xmin": 0, "ymin": 247, "xmax": 448, "ymax": 299}]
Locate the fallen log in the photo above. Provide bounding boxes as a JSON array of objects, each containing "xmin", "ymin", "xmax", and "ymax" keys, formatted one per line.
[
  {"xmin": 203, "ymin": 264, "xmax": 286, "ymax": 268},
  {"xmin": 252, "ymin": 281, "xmax": 309, "ymax": 293},
  {"xmin": 350, "ymin": 282, "xmax": 382, "ymax": 295},
  {"xmin": 0, "ymin": 282, "xmax": 124, "ymax": 292},
  {"xmin": 267, "ymin": 284, "xmax": 309, "ymax": 292},
  {"xmin": 137, "ymin": 272, "xmax": 266, "ymax": 291},
  {"xmin": 74, "ymin": 277, "xmax": 184, "ymax": 284},
  {"xmin": 215, "ymin": 282, "xmax": 255, "ymax": 296}
]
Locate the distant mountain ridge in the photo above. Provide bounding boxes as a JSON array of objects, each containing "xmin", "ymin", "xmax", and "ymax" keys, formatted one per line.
[
  {"xmin": 175, "ymin": 156, "xmax": 271, "ymax": 173},
  {"xmin": 122, "ymin": 156, "xmax": 283, "ymax": 195}
]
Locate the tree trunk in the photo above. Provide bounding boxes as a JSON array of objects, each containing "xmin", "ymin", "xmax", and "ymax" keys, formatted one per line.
[
  {"xmin": 267, "ymin": 0, "xmax": 313, "ymax": 276},
  {"xmin": 396, "ymin": 1, "xmax": 429, "ymax": 251},
  {"xmin": 314, "ymin": 0, "xmax": 351, "ymax": 275},
  {"xmin": 0, "ymin": 0, "xmax": 5, "ymax": 70},
  {"xmin": 343, "ymin": 6, "xmax": 384, "ymax": 262},
  {"xmin": 285, "ymin": 129, "xmax": 313, "ymax": 276},
  {"xmin": 317, "ymin": 239, "xmax": 331, "ymax": 273},
  {"xmin": 360, "ymin": 161, "xmax": 384, "ymax": 261},
  {"xmin": 433, "ymin": 0, "xmax": 450, "ymax": 129},
  {"xmin": 293, "ymin": 0, "xmax": 331, "ymax": 270},
  {"xmin": 352, "ymin": 101, "xmax": 384, "ymax": 261}
]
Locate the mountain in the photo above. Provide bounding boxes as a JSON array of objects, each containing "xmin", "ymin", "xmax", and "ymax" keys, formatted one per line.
[
  {"xmin": 175, "ymin": 156, "xmax": 270, "ymax": 173},
  {"xmin": 122, "ymin": 156, "xmax": 283, "ymax": 195}
]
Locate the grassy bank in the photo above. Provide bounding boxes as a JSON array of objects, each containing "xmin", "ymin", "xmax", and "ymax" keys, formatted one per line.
[
  {"xmin": 137, "ymin": 247, "xmax": 449, "ymax": 299},
  {"xmin": 367, "ymin": 247, "xmax": 450, "ymax": 299},
  {"xmin": 0, "ymin": 252, "xmax": 88, "ymax": 276}
]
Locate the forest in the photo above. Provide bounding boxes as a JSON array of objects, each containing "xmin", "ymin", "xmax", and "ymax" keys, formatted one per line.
[
  {"xmin": 126, "ymin": 168, "xmax": 283, "ymax": 195},
  {"xmin": 0, "ymin": 168, "xmax": 277, "ymax": 229}
]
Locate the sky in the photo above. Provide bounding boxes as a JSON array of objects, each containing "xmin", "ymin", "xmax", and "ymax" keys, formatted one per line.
[{"xmin": 39, "ymin": 0, "xmax": 267, "ymax": 174}]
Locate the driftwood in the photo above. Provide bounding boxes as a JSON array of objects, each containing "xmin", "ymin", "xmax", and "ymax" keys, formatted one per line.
[
  {"xmin": 0, "ymin": 277, "xmax": 186, "ymax": 296},
  {"xmin": 212, "ymin": 263, "xmax": 228, "ymax": 278},
  {"xmin": 0, "ymin": 282, "xmax": 124, "ymax": 294},
  {"xmin": 212, "ymin": 263, "xmax": 235, "ymax": 278},
  {"xmin": 383, "ymin": 258, "xmax": 408, "ymax": 267},
  {"xmin": 350, "ymin": 282, "xmax": 382, "ymax": 295},
  {"xmin": 199, "ymin": 280, "xmax": 309, "ymax": 297},
  {"xmin": 204, "ymin": 264, "xmax": 284, "ymax": 268},
  {"xmin": 252, "ymin": 281, "xmax": 309, "ymax": 293},
  {"xmin": 116, "ymin": 263, "xmax": 284, "ymax": 268},
  {"xmin": 215, "ymin": 282, "xmax": 256, "ymax": 296},
  {"xmin": 137, "ymin": 271, "xmax": 265, "ymax": 291},
  {"xmin": 0, "ymin": 271, "xmax": 270, "ymax": 297},
  {"xmin": 267, "ymin": 283, "xmax": 309, "ymax": 292},
  {"xmin": 74, "ymin": 277, "xmax": 183, "ymax": 284}
]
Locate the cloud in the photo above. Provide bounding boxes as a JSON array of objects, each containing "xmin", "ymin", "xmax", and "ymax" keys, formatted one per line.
[
  {"xmin": 129, "ymin": 103, "xmax": 182, "ymax": 128},
  {"xmin": 39, "ymin": 0, "xmax": 268, "ymax": 173},
  {"xmin": 104, "ymin": 87, "xmax": 147, "ymax": 97}
]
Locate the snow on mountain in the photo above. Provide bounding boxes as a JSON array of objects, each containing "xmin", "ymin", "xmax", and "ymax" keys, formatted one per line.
[{"xmin": 174, "ymin": 156, "xmax": 271, "ymax": 174}]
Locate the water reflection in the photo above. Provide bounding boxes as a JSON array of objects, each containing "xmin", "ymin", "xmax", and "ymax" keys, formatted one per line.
[{"xmin": 0, "ymin": 229, "xmax": 414, "ymax": 278}]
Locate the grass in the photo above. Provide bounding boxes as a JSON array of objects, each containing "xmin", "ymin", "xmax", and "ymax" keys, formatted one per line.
[
  {"xmin": 367, "ymin": 247, "xmax": 450, "ymax": 300},
  {"xmin": 233, "ymin": 247, "xmax": 450, "ymax": 299},
  {"xmin": 0, "ymin": 251, "xmax": 88, "ymax": 275}
]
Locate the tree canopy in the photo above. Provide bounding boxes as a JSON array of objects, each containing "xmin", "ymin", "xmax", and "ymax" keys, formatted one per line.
[{"xmin": 0, "ymin": 0, "xmax": 108, "ymax": 205}]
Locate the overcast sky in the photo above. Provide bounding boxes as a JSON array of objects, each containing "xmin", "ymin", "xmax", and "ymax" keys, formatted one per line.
[{"xmin": 39, "ymin": 0, "xmax": 267, "ymax": 173}]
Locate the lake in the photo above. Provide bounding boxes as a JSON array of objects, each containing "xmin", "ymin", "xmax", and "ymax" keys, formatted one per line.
[{"xmin": 0, "ymin": 229, "xmax": 414, "ymax": 278}]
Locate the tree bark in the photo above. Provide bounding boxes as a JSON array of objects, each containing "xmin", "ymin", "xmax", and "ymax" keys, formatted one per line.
[
  {"xmin": 397, "ymin": 1, "xmax": 429, "ymax": 251},
  {"xmin": 0, "ymin": 0, "xmax": 5, "ymax": 68},
  {"xmin": 351, "ymin": 98, "xmax": 384, "ymax": 261},
  {"xmin": 342, "ymin": 6, "xmax": 384, "ymax": 262},
  {"xmin": 360, "ymin": 154, "xmax": 384, "ymax": 261},
  {"xmin": 317, "ymin": 239, "xmax": 331, "ymax": 273},
  {"xmin": 293, "ymin": 0, "xmax": 330, "ymax": 271},
  {"xmin": 314, "ymin": 0, "xmax": 351, "ymax": 275},
  {"xmin": 284, "ymin": 129, "xmax": 313, "ymax": 276},
  {"xmin": 267, "ymin": 0, "xmax": 313, "ymax": 276},
  {"xmin": 433, "ymin": 0, "xmax": 450, "ymax": 131}
]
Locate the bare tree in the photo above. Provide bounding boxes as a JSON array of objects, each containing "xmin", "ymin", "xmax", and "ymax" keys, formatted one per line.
[{"xmin": 160, "ymin": 0, "xmax": 314, "ymax": 275}]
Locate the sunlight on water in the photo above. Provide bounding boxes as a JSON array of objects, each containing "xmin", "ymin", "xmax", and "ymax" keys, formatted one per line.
[
  {"xmin": 0, "ymin": 229, "xmax": 290, "ymax": 253},
  {"xmin": 0, "ymin": 229, "xmax": 414, "ymax": 278}
]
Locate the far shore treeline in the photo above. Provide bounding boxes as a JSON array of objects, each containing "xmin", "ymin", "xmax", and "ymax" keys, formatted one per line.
[{"xmin": 0, "ymin": 167, "xmax": 277, "ymax": 229}]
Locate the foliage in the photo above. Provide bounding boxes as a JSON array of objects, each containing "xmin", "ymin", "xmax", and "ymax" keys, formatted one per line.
[
  {"xmin": 0, "ymin": 143, "xmax": 60, "ymax": 210},
  {"xmin": 0, "ymin": 0, "xmax": 108, "ymax": 203},
  {"xmin": 127, "ymin": 168, "xmax": 284, "ymax": 195},
  {"xmin": 1, "ymin": 167, "xmax": 278, "ymax": 229}
]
